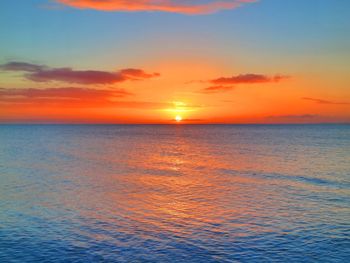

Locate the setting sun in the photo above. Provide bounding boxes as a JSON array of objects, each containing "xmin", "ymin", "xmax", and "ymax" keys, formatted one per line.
[{"xmin": 175, "ymin": 115, "xmax": 182, "ymax": 122}]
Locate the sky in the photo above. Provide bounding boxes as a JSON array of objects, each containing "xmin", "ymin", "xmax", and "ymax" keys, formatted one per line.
[{"xmin": 0, "ymin": 0, "xmax": 349, "ymax": 124}]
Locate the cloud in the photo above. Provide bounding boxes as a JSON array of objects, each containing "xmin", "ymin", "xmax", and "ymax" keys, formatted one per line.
[
  {"xmin": 199, "ymin": 85, "xmax": 234, "ymax": 93},
  {"xmin": 120, "ymin": 68, "xmax": 160, "ymax": 80},
  {"xmin": 265, "ymin": 114, "xmax": 320, "ymax": 124},
  {"xmin": 0, "ymin": 87, "xmax": 174, "ymax": 110},
  {"xmin": 303, "ymin": 97, "xmax": 350, "ymax": 106},
  {"xmin": 56, "ymin": 0, "xmax": 256, "ymax": 14},
  {"xmin": 169, "ymin": 118, "xmax": 204, "ymax": 123},
  {"xmin": 0, "ymin": 62, "xmax": 46, "ymax": 72},
  {"xmin": 0, "ymin": 87, "xmax": 131, "ymax": 99},
  {"xmin": 266, "ymin": 114, "xmax": 319, "ymax": 120},
  {"xmin": 211, "ymin": 74, "xmax": 288, "ymax": 85},
  {"xmin": 0, "ymin": 88, "xmax": 205, "ymax": 111},
  {"xmin": 198, "ymin": 73, "xmax": 288, "ymax": 93},
  {"xmin": 0, "ymin": 87, "xmax": 130, "ymax": 106},
  {"xmin": 0, "ymin": 62, "xmax": 159, "ymax": 85}
]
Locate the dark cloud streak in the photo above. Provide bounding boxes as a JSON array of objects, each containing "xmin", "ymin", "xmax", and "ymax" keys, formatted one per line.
[
  {"xmin": 211, "ymin": 74, "xmax": 288, "ymax": 85},
  {"xmin": 303, "ymin": 97, "xmax": 350, "ymax": 105},
  {"xmin": 198, "ymin": 73, "xmax": 289, "ymax": 94},
  {"xmin": 0, "ymin": 87, "xmax": 171, "ymax": 109},
  {"xmin": 199, "ymin": 85, "xmax": 234, "ymax": 93},
  {"xmin": 0, "ymin": 62, "xmax": 46, "ymax": 72},
  {"xmin": 0, "ymin": 62, "xmax": 159, "ymax": 85}
]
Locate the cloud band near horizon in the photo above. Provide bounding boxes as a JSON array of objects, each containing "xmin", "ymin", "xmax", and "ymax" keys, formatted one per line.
[
  {"xmin": 0, "ymin": 62, "xmax": 159, "ymax": 85},
  {"xmin": 199, "ymin": 73, "xmax": 289, "ymax": 93},
  {"xmin": 55, "ymin": 0, "xmax": 257, "ymax": 14},
  {"xmin": 0, "ymin": 87, "xmax": 175, "ymax": 109}
]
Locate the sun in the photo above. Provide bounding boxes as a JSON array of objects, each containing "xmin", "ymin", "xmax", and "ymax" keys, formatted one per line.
[{"xmin": 175, "ymin": 115, "xmax": 182, "ymax": 122}]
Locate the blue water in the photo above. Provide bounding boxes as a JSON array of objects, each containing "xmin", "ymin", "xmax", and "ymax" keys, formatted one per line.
[{"xmin": 0, "ymin": 125, "xmax": 349, "ymax": 262}]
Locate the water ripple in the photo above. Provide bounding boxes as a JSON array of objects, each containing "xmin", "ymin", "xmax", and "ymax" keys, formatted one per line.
[{"xmin": 0, "ymin": 124, "xmax": 349, "ymax": 262}]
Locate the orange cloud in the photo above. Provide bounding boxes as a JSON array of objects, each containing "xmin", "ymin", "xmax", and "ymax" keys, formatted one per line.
[
  {"xmin": 303, "ymin": 97, "xmax": 350, "ymax": 106},
  {"xmin": 211, "ymin": 74, "xmax": 288, "ymax": 85},
  {"xmin": 0, "ymin": 87, "xmax": 176, "ymax": 109},
  {"xmin": 0, "ymin": 62, "xmax": 159, "ymax": 85},
  {"xmin": 0, "ymin": 88, "xmax": 208, "ymax": 123},
  {"xmin": 56, "ymin": 0, "xmax": 257, "ymax": 14},
  {"xmin": 265, "ymin": 114, "xmax": 319, "ymax": 120},
  {"xmin": 199, "ymin": 85, "xmax": 234, "ymax": 93},
  {"xmin": 0, "ymin": 87, "xmax": 130, "ymax": 107},
  {"xmin": 0, "ymin": 85, "xmax": 182, "ymax": 123},
  {"xmin": 198, "ymin": 73, "xmax": 289, "ymax": 93}
]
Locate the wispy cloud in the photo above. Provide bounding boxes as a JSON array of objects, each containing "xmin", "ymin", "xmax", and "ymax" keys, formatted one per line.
[
  {"xmin": 0, "ymin": 87, "xmax": 131, "ymax": 99},
  {"xmin": 199, "ymin": 85, "xmax": 234, "ymax": 93},
  {"xmin": 170, "ymin": 118, "xmax": 204, "ymax": 122},
  {"xmin": 0, "ymin": 62, "xmax": 46, "ymax": 72},
  {"xmin": 211, "ymin": 74, "xmax": 288, "ymax": 85},
  {"xmin": 303, "ymin": 97, "xmax": 350, "ymax": 105},
  {"xmin": 0, "ymin": 62, "xmax": 159, "ymax": 85},
  {"xmin": 0, "ymin": 87, "xmax": 133, "ymax": 107},
  {"xmin": 198, "ymin": 73, "xmax": 288, "ymax": 93},
  {"xmin": 0, "ymin": 87, "xmax": 173, "ymax": 109},
  {"xmin": 0, "ymin": 87, "xmax": 204, "ymax": 110},
  {"xmin": 266, "ymin": 114, "xmax": 319, "ymax": 120},
  {"xmin": 56, "ymin": 0, "xmax": 257, "ymax": 14}
]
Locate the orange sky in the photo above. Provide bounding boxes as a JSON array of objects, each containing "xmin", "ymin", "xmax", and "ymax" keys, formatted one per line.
[{"xmin": 0, "ymin": 0, "xmax": 349, "ymax": 123}]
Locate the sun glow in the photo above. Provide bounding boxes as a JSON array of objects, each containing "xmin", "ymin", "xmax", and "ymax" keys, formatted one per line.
[{"xmin": 175, "ymin": 115, "xmax": 182, "ymax": 122}]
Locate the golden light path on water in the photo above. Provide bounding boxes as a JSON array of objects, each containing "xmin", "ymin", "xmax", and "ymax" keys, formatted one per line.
[{"xmin": 0, "ymin": 125, "xmax": 349, "ymax": 262}]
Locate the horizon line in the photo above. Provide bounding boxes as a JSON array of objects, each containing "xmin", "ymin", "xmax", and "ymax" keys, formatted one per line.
[{"xmin": 0, "ymin": 122, "xmax": 349, "ymax": 125}]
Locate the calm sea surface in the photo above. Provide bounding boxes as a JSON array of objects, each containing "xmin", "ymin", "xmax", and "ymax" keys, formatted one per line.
[{"xmin": 0, "ymin": 125, "xmax": 349, "ymax": 262}]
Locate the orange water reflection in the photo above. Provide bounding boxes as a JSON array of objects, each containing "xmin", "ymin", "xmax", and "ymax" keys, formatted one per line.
[
  {"xmin": 2, "ymin": 125, "xmax": 349, "ymax": 261},
  {"xmin": 58, "ymin": 127, "xmax": 292, "ymax": 248}
]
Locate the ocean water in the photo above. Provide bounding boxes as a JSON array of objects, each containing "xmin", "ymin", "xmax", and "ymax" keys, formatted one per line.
[{"xmin": 0, "ymin": 124, "xmax": 349, "ymax": 262}]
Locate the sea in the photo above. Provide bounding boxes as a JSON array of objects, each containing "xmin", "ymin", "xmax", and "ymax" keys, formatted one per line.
[{"xmin": 0, "ymin": 124, "xmax": 349, "ymax": 262}]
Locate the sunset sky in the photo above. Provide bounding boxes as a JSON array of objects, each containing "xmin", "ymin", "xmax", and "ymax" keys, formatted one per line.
[{"xmin": 0, "ymin": 0, "xmax": 349, "ymax": 123}]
